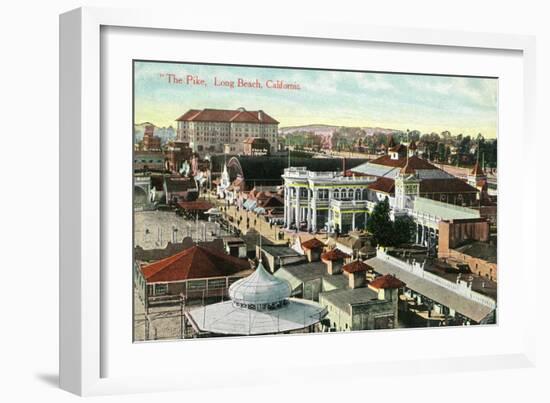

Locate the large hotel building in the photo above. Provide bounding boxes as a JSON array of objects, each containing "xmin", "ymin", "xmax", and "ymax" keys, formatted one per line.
[{"xmin": 176, "ymin": 107, "xmax": 279, "ymax": 154}]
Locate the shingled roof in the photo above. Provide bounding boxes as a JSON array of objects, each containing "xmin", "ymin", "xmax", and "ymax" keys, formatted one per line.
[
  {"xmin": 342, "ymin": 260, "xmax": 371, "ymax": 274},
  {"xmin": 140, "ymin": 245, "xmax": 253, "ymax": 283},
  {"xmin": 368, "ymin": 155, "xmax": 438, "ymax": 170},
  {"xmin": 301, "ymin": 238, "xmax": 325, "ymax": 250},
  {"xmin": 321, "ymin": 248, "xmax": 350, "ymax": 262},
  {"xmin": 419, "ymin": 178, "xmax": 478, "ymax": 194},
  {"xmin": 176, "ymin": 108, "xmax": 279, "ymax": 124},
  {"xmin": 368, "ymin": 177, "xmax": 395, "ymax": 194},
  {"xmin": 369, "ymin": 274, "xmax": 406, "ymax": 289}
]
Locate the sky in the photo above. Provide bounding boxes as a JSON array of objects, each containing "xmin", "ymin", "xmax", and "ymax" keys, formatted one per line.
[{"xmin": 134, "ymin": 61, "xmax": 498, "ymax": 138}]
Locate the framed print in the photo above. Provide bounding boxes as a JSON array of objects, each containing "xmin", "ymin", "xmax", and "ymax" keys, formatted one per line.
[{"xmin": 60, "ymin": 7, "xmax": 537, "ymax": 396}]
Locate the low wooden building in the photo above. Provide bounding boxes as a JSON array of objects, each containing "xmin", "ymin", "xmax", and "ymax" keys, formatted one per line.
[{"xmin": 135, "ymin": 245, "xmax": 253, "ymax": 304}]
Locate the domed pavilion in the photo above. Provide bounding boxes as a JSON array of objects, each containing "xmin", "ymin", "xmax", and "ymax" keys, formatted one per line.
[{"xmin": 186, "ymin": 261, "xmax": 327, "ymax": 336}]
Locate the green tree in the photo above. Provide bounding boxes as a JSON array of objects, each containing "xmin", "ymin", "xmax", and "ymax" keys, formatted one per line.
[
  {"xmin": 392, "ymin": 216, "xmax": 416, "ymax": 245},
  {"xmin": 366, "ymin": 198, "xmax": 394, "ymax": 246},
  {"xmin": 437, "ymin": 142, "xmax": 447, "ymax": 162},
  {"xmin": 367, "ymin": 199, "xmax": 416, "ymax": 246}
]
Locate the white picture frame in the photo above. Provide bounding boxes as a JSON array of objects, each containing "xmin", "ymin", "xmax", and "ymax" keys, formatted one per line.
[{"xmin": 59, "ymin": 6, "xmax": 537, "ymax": 396}]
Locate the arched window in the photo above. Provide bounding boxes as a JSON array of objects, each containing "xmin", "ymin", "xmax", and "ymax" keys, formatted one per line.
[
  {"xmin": 347, "ymin": 189, "xmax": 354, "ymax": 199},
  {"xmin": 355, "ymin": 189, "xmax": 361, "ymax": 200},
  {"xmin": 334, "ymin": 189, "xmax": 340, "ymax": 199}
]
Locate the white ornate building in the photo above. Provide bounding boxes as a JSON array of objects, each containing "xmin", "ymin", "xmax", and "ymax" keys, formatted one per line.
[
  {"xmin": 282, "ymin": 149, "xmax": 486, "ymax": 251},
  {"xmin": 281, "ymin": 167, "xmax": 377, "ymax": 234}
]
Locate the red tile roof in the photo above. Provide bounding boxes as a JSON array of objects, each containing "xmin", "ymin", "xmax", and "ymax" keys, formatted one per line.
[
  {"xmin": 176, "ymin": 108, "xmax": 279, "ymax": 124},
  {"xmin": 176, "ymin": 109, "xmax": 201, "ymax": 121},
  {"xmin": 419, "ymin": 178, "xmax": 478, "ymax": 194},
  {"xmin": 369, "ymin": 274, "xmax": 406, "ymax": 289},
  {"xmin": 342, "ymin": 260, "xmax": 371, "ymax": 273},
  {"xmin": 301, "ymin": 238, "xmax": 325, "ymax": 250},
  {"xmin": 140, "ymin": 245, "xmax": 252, "ymax": 283},
  {"xmin": 400, "ymin": 158, "xmax": 417, "ymax": 175},
  {"xmin": 321, "ymin": 248, "xmax": 350, "ymax": 261},
  {"xmin": 369, "ymin": 155, "xmax": 437, "ymax": 170},
  {"xmin": 368, "ymin": 177, "xmax": 395, "ymax": 194}
]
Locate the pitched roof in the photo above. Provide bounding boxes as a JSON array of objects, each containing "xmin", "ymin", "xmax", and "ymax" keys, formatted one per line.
[
  {"xmin": 409, "ymin": 140, "xmax": 418, "ymax": 150},
  {"xmin": 321, "ymin": 248, "xmax": 350, "ymax": 262},
  {"xmin": 342, "ymin": 260, "xmax": 371, "ymax": 273},
  {"xmin": 368, "ymin": 177, "xmax": 395, "ymax": 194},
  {"xmin": 368, "ymin": 155, "xmax": 438, "ymax": 170},
  {"xmin": 400, "ymin": 158, "xmax": 417, "ymax": 175},
  {"xmin": 301, "ymin": 238, "xmax": 325, "ymax": 250},
  {"xmin": 175, "ymin": 108, "xmax": 279, "ymax": 124},
  {"xmin": 387, "ymin": 136, "xmax": 397, "ymax": 148},
  {"xmin": 259, "ymin": 195, "xmax": 284, "ymax": 208},
  {"xmin": 369, "ymin": 274, "xmax": 406, "ymax": 289},
  {"xmin": 176, "ymin": 109, "xmax": 201, "ymax": 121},
  {"xmin": 140, "ymin": 245, "xmax": 252, "ymax": 283},
  {"xmin": 419, "ymin": 178, "xmax": 478, "ymax": 194}
]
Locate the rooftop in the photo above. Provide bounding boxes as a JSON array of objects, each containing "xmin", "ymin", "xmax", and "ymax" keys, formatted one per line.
[
  {"xmin": 186, "ymin": 298, "xmax": 326, "ymax": 335},
  {"xmin": 320, "ymin": 287, "xmax": 380, "ymax": 313},
  {"xmin": 229, "ymin": 262, "xmax": 291, "ymax": 305},
  {"xmin": 140, "ymin": 245, "xmax": 252, "ymax": 283},
  {"xmin": 301, "ymin": 237, "xmax": 325, "ymax": 250},
  {"xmin": 454, "ymin": 241, "xmax": 497, "ymax": 264},
  {"xmin": 176, "ymin": 108, "xmax": 279, "ymax": 124},
  {"xmin": 261, "ymin": 245, "xmax": 303, "ymax": 258},
  {"xmin": 369, "ymin": 274, "xmax": 406, "ymax": 289},
  {"xmin": 321, "ymin": 248, "xmax": 350, "ymax": 261},
  {"xmin": 366, "ymin": 256, "xmax": 495, "ymax": 323},
  {"xmin": 342, "ymin": 260, "xmax": 371, "ymax": 273}
]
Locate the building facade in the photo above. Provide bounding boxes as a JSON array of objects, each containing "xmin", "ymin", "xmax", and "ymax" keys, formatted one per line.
[
  {"xmin": 175, "ymin": 108, "xmax": 279, "ymax": 154},
  {"xmin": 142, "ymin": 124, "xmax": 162, "ymax": 151},
  {"xmin": 281, "ymin": 167, "xmax": 377, "ymax": 234}
]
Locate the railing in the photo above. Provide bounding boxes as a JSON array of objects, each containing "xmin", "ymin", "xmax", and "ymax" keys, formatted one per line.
[
  {"xmin": 376, "ymin": 248, "xmax": 496, "ymax": 309},
  {"xmin": 406, "ymin": 209, "xmax": 441, "ymax": 227},
  {"xmin": 330, "ymin": 199, "xmax": 369, "ymax": 209}
]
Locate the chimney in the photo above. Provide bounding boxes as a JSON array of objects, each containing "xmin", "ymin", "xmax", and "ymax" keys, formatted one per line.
[
  {"xmin": 321, "ymin": 248, "xmax": 349, "ymax": 275},
  {"xmin": 342, "ymin": 261, "xmax": 368, "ymax": 289},
  {"xmin": 258, "ymin": 110, "xmax": 264, "ymax": 121}
]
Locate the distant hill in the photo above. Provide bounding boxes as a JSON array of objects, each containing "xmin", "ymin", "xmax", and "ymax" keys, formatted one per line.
[
  {"xmin": 280, "ymin": 124, "xmax": 401, "ymax": 136},
  {"xmin": 134, "ymin": 122, "xmax": 176, "ymax": 144}
]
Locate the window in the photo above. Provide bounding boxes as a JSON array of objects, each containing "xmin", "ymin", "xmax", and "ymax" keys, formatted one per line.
[
  {"xmin": 207, "ymin": 278, "xmax": 226, "ymax": 289},
  {"xmin": 318, "ymin": 189, "xmax": 329, "ymax": 199},
  {"xmin": 334, "ymin": 189, "xmax": 340, "ymax": 199},
  {"xmin": 187, "ymin": 280, "xmax": 206, "ymax": 290},
  {"xmin": 155, "ymin": 284, "xmax": 167, "ymax": 295}
]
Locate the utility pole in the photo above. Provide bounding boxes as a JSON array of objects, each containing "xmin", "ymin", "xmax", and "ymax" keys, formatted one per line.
[{"xmin": 180, "ymin": 293, "xmax": 186, "ymax": 339}]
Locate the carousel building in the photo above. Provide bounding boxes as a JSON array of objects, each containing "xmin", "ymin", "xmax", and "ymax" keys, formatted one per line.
[{"xmin": 186, "ymin": 261, "xmax": 327, "ymax": 336}]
